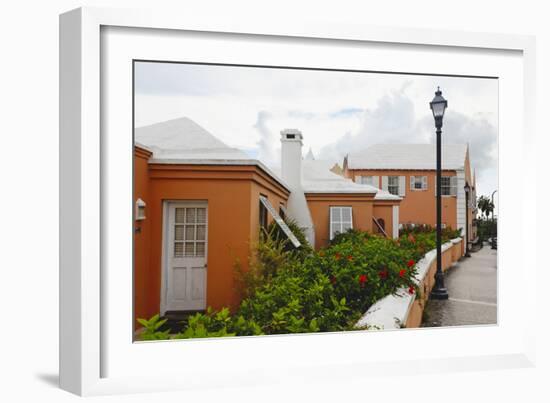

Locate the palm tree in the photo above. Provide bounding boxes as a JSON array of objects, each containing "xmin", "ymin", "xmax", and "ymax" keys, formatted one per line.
[{"xmin": 477, "ymin": 195, "xmax": 494, "ymax": 220}]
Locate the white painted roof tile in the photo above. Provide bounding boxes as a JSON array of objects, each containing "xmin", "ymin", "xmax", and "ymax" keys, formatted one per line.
[
  {"xmin": 135, "ymin": 118, "xmax": 400, "ymax": 201},
  {"xmin": 347, "ymin": 144, "xmax": 468, "ymax": 170},
  {"xmin": 301, "ymin": 160, "xmax": 400, "ymax": 201},
  {"xmin": 135, "ymin": 117, "xmax": 250, "ymax": 161}
]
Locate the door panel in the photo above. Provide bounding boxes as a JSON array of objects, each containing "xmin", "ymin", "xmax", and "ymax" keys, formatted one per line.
[{"xmin": 164, "ymin": 202, "xmax": 208, "ymax": 312}]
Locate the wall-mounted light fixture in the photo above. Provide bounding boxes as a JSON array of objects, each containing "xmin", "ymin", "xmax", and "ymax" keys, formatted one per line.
[{"xmin": 135, "ymin": 198, "xmax": 146, "ymax": 221}]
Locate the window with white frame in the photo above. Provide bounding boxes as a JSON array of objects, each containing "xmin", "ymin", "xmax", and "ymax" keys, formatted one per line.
[
  {"xmin": 356, "ymin": 175, "xmax": 377, "ymax": 186},
  {"xmin": 434, "ymin": 176, "xmax": 457, "ymax": 196},
  {"xmin": 440, "ymin": 177, "xmax": 451, "ymax": 195},
  {"xmin": 387, "ymin": 176, "xmax": 399, "ymax": 195},
  {"xmin": 439, "ymin": 176, "xmax": 458, "ymax": 196},
  {"xmin": 410, "ymin": 176, "xmax": 427, "ymax": 190},
  {"xmin": 330, "ymin": 206, "xmax": 353, "ymax": 239}
]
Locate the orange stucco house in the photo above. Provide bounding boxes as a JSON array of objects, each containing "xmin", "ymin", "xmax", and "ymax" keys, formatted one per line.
[
  {"xmin": 133, "ymin": 118, "xmax": 401, "ymax": 327},
  {"xmin": 343, "ymin": 143, "xmax": 477, "ymax": 250}
]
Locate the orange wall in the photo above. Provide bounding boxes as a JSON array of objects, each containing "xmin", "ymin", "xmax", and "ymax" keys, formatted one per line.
[
  {"xmin": 134, "ymin": 148, "xmax": 153, "ymax": 324},
  {"xmin": 346, "ymin": 170, "xmax": 458, "ymax": 229},
  {"xmin": 133, "ymin": 154, "xmax": 290, "ymax": 327},
  {"xmin": 305, "ymin": 194, "xmax": 375, "ymax": 249}
]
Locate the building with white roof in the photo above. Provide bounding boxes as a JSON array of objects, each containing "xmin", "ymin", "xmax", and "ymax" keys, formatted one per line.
[
  {"xmin": 343, "ymin": 143, "xmax": 477, "ymax": 252},
  {"xmin": 132, "ymin": 118, "xmax": 402, "ymax": 326}
]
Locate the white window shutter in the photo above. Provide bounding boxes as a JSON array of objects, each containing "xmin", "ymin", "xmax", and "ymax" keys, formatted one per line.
[
  {"xmin": 381, "ymin": 176, "xmax": 388, "ymax": 191},
  {"xmin": 410, "ymin": 176, "xmax": 415, "ymax": 190},
  {"xmin": 451, "ymin": 176, "xmax": 458, "ymax": 196},
  {"xmin": 372, "ymin": 175, "xmax": 379, "ymax": 188},
  {"xmin": 354, "ymin": 175, "xmax": 362, "ymax": 184},
  {"xmin": 422, "ymin": 176, "xmax": 428, "ymax": 190},
  {"xmin": 399, "ymin": 176, "xmax": 406, "ymax": 196}
]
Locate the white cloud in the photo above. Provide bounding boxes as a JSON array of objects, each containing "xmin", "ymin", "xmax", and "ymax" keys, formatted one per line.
[{"xmin": 134, "ymin": 62, "xmax": 498, "ymax": 199}]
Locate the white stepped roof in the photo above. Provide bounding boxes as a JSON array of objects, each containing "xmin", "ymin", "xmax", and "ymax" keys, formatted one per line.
[
  {"xmin": 301, "ymin": 159, "xmax": 400, "ymax": 201},
  {"xmin": 347, "ymin": 143, "xmax": 468, "ymax": 170},
  {"xmin": 134, "ymin": 118, "xmax": 399, "ymax": 201},
  {"xmin": 135, "ymin": 117, "xmax": 289, "ymax": 190},
  {"xmin": 135, "ymin": 117, "xmax": 250, "ymax": 161}
]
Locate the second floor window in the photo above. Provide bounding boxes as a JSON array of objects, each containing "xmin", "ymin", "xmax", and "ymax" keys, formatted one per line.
[
  {"xmin": 387, "ymin": 176, "xmax": 399, "ymax": 195},
  {"xmin": 410, "ymin": 176, "xmax": 428, "ymax": 190},
  {"xmin": 356, "ymin": 175, "xmax": 377, "ymax": 186},
  {"xmin": 439, "ymin": 176, "xmax": 458, "ymax": 196}
]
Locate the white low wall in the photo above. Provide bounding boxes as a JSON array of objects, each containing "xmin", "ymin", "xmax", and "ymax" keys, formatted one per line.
[{"xmin": 355, "ymin": 237, "xmax": 463, "ymax": 330}]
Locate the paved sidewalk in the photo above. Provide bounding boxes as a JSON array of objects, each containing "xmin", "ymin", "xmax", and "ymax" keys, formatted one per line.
[{"xmin": 421, "ymin": 244, "xmax": 497, "ymax": 327}]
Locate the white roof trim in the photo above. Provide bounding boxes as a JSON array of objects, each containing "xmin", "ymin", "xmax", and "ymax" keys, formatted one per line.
[{"xmin": 134, "ymin": 141, "xmax": 154, "ymax": 153}]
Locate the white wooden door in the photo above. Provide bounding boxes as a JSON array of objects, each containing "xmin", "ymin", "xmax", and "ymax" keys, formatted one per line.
[{"xmin": 165, "ymin": 202, "xmax": 208, "ymax": 312}]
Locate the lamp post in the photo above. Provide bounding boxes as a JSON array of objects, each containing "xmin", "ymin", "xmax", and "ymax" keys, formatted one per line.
[
  {"xmin": 429, "ymin": 87, "xmax": 449, "ymax": 300},
  {"xmin": 464, "ymin": 182, "xmax": 472, "ymax": 257}
]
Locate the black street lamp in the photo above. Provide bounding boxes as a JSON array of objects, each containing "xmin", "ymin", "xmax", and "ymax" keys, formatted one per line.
[
  {"xmin": 429, "ymin": 87, "xmax": 449, "ymax": 300},
  {"xmin": 464, "ymin": 182, "xmax": 472, "ymax": 257}
]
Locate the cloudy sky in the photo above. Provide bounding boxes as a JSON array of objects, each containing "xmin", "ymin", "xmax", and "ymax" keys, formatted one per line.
[{"xmin": 134, "ymin": 61, "xmax": 498, "ymax": 202}]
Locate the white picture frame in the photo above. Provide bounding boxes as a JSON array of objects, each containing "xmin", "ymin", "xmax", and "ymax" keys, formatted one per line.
[{"xmin": 59, "ymin": 7, "xmax": 537, "ymax": 396}]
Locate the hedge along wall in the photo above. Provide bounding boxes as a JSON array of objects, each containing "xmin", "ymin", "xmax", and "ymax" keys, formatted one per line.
[{"xmin": 356, "ymin": 237, "xmax": 464, "ymax": 330}]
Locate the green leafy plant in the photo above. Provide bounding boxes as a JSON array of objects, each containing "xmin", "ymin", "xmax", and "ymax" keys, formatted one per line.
[
  {"xmin": 137, "ymin": 314, "xmax": 171, "ymax": 341},
  {"xmin": 267, "ymin": 218, "xmax": 313, "ymax": 260},
  {"xmin": 138, "ymin": 227, "xmax": 448, "ymax": 340},
  {"xmin": 234, "ymin": 224, "xmax": 295, "ymax": 300},
  {"xmin": 173, "ymin": 308, "xmax": 237, "ymax": 339}
]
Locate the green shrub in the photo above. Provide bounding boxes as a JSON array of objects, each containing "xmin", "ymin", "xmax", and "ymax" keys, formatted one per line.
[
  {"xmin": 318, "ymin": 234, "xmax": 418, "ymax": 314},
  {"xmin": 266, "ymin": 218, "xmax": 313, "ymax": 260},
  {"xmin": 476, "ymin": 218, "xmax": 497, "ymax": 241},
  {"xmin": 399, "ymin": 223, "xmax": 461, "ymax": 241},
  {"xmin": 136, "ymin": 314, "xmax": 171, "ymax": 341},
  {"xmin": 172, "ymin": 308, "xmax": 237, "ymax": 339},
  {"xmin": 329, "ymin": 228, "xmax": 371, "ymax": 246},
  {"xmin": 138, "ymin": 228, "xmax": 448, "ymax": 341},
  {"xmin": 237, "ymin": 260, "xmax": 354, "ymax": 333},
  {"xmin": 234, "ymin": 223, "xmax": 297, "ymax": 300}
]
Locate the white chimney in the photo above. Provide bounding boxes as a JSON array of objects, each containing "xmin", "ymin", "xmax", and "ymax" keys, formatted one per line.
[
  {"xmin": 280, "ymin": 129, "xmax": 303, "ymax": 187},
  {"xmin": 280, "ymin": 129, "xmax": 315, "ymax": 248}
]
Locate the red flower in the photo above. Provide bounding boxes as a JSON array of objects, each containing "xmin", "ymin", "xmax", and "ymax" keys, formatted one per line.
[
  {"xmin": 347, "ymin": 255, "xmax": 353, "ymax": 261},
  {"xmin": 407, "ymin": 259, "xmax": 415, "ymax": 268},
  {"xmin": 379, "ymin": 270, "xmax": 388, "ymax": 279},
  {"xmin": 358, "ymin": 274, "xmax": 367, "ymax": 286},
  {"xmin": 330, "ymin": 275, "xmax": 337, "ymax": 285},
  {"xmin": 408, "ymin": 285, "xmax": 415, "ymax": 295},
  {"xmin": 335, "ymin": 252, "xmax": 341, "ymax": 260},
  {"xmin": 408, "ymin": 234, "xmax": 416, "ymax": 243},
  {"xmin": 399, "ymin": 269, "xmax": 406, "ymax": 278}
]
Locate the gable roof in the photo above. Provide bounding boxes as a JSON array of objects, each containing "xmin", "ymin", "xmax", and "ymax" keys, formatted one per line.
[
  {"xmin": 347, "ymin": 144, "xmax": 468, "ymax": 171},
  {"xmin": 135, "ymin": 117, "xmax": 290, "ymax": 191}
]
